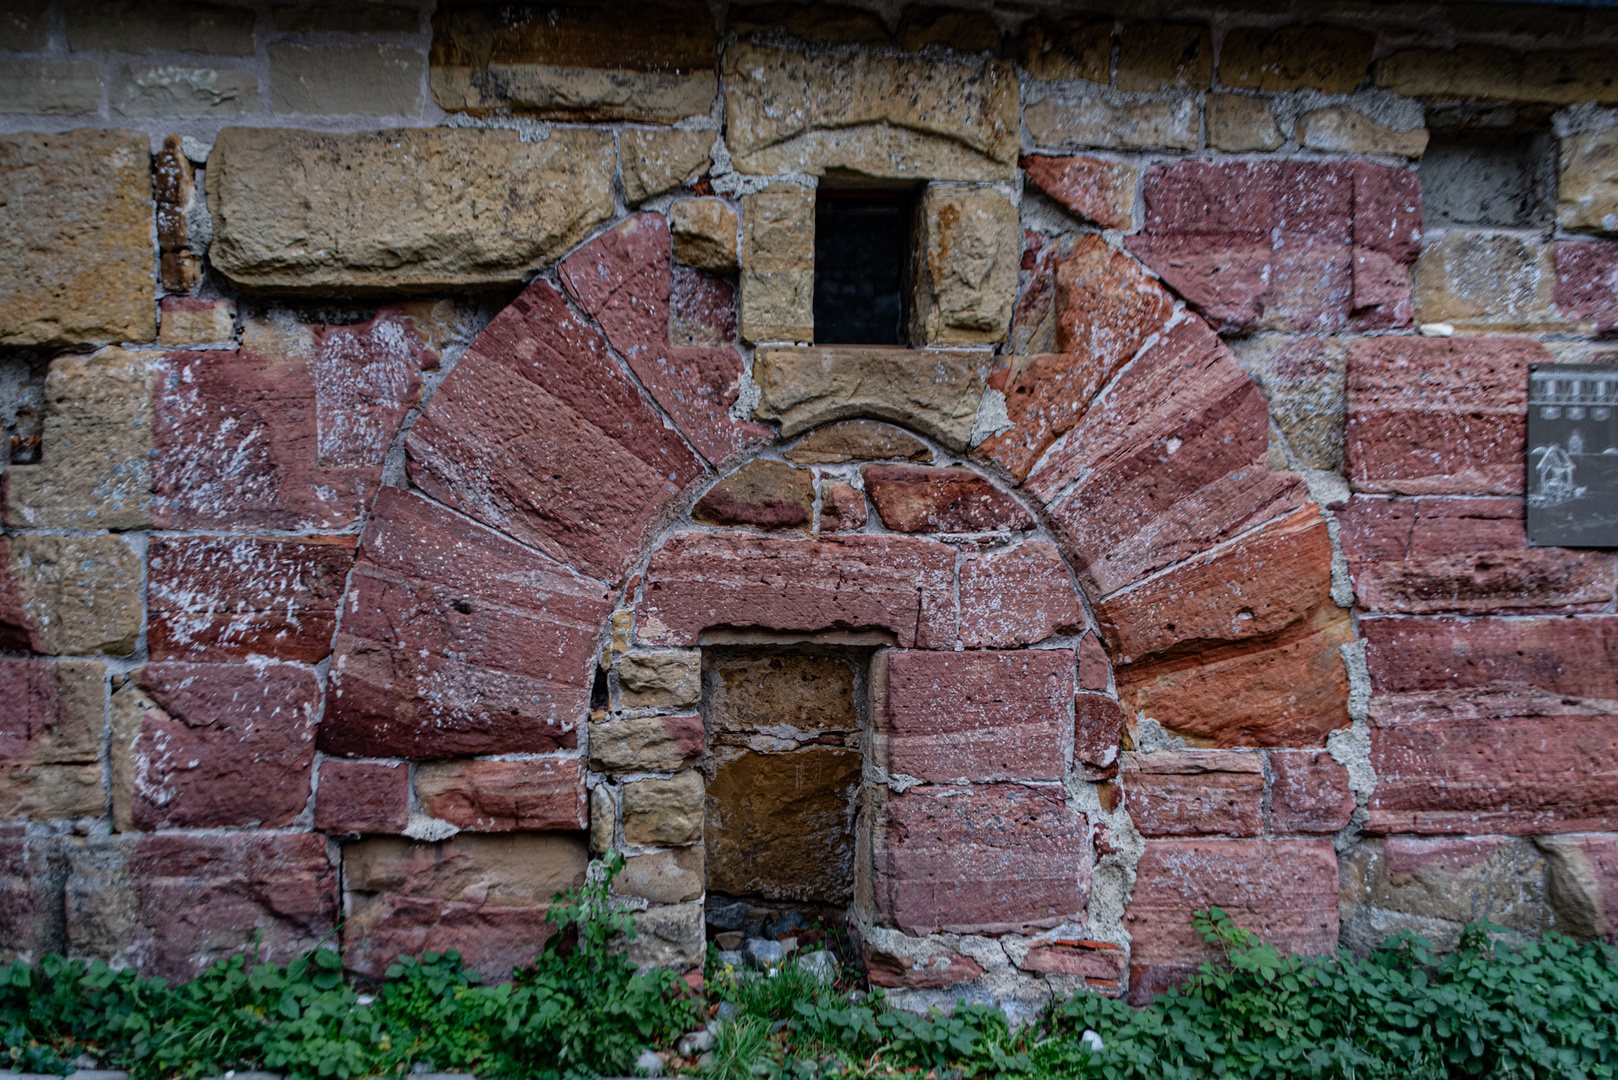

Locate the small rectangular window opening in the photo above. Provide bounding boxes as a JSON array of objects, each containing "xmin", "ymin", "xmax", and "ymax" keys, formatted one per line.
[{"xmin": 814, "ymin": 189, "xmax": 911, "ymax": 346}]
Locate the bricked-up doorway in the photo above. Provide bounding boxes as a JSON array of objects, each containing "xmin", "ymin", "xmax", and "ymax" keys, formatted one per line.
[{"xmin": 701, "ymin": 647, "xmax": 868, "ymax": 933}]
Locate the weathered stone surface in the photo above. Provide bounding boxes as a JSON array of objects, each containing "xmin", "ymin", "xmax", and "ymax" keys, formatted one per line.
[
  {"xmin": 1117, "ymin": 22, "xmax": 1211, "ymax": 91},
  {"xmin": 66, "ymin": 0, "xmax": 255, "ymax": 54},
  {"xmin": 693, "ymin": 461, "xmax": 814, "ymax": 530},
  {"xmin": 613, "ymin": 847, "xmax": 704, "ymax": 904},
  {"xmin": 4, "ymin": 348, "xmax": 153, "ymax": 529},
  {"xmin": 621, "ymin": 129, "xmax": 713, "ymax": 204},
  {"xmin": 314, "ymin": 760, "xmax": 409, "ymax": 835},
  {"xmin": 912, "ymin": 185, "xmax": 1019, "ymax": 346},
  {"xmin": 873, "ymin": 650, "xmax": 1072, "ymax": 782},
  {"xmin": 590, "ymin": 714, "xmax": 704, "ymax": 773},
  {"xmin": 1079, "ymin": 636, "xmax": 1110, "ymax": 693},
  {"xmin": 1270, "ymin": 750, "xmax": 1355, "ymax": 835},
  {"xmin": 1128, "ymin": 160, "xmax": 1420, "ymax": 334},
  {"xmin": 1299, "ymin": 108, "xmax": 1429, "ymax": 159},
  {"xmin": 1344, "ymin": 335, "xmax": 1543, "ymax": 496},
  {"xmin": 978, "ymin": 236, "xmax": 1176, "ymax": 480},
  {"xmin": 155, "ymin": 312, "xmax": 433, "ymax": 530},
  {"xmin": 1, "ymin": 4, "xmax": 47, "ymax": 51},
  {"xmin": 707, "ymin": 653, "xmax": 857, "ymax": 735},
  {"xmin": 0, "ymin": 659, "xmax": 106, "ymax": 820},
  {"xmin": 1538, "ymin": 834, "xmax": 1618, "ymax": 944},
  {"xmin": 638, "ymin": 532, "xmax": 955, "ymax": 648},
  {"xmin": 1559, "ymin": 127, "xmax": 1618, "ymax": 235},
  {"xmin": 1020, "ymin": 155, "xmax": 1138, "ymax": 230},
  {"xmin": 560, "ymin": 214, "xmax": 769, "ymax": 465},
  {"xmin": 1023, "ymin": 95, "xmax": 1199, "ymax": 153},
  {"xmin": 1017, "ymin": 17, "xmax": 1113, "ymax": 83},
  {"xmin": 1122, "ymin": 751, "xmax": 1264, "ymax": 837},
  {"xmin": 208, "ymin": 127, "xmax": 615, "ymax": 291},
  {"xmin": 1375, "ymin": 47, "xmax": 1618, "ymax": 105},
  {"xmin": 148, "ymin": 536, "xmax": 355, "ymax": 663},
  {"xmin": 112, "ymin": 63, "xmax": 259, "ymax": 117},
  {"xmin": 706, "ymin": 746, "xmax": 860, "ymax": 902},
  {"xmin": 0, "ymin": 535, "xmax": 142, "ymax": 656},
  {"xmin": 671, "ymin": 198, "xmax": 739, "ymax": 271},
  {"xmin": 617, "ymin": 652, "xmax": 702, "ymax": 709},
  {"xmin": 1338, "ymin": 496, "xmax": 1615, "ymax": 614},
  {"xmin": 865, "ymin": 940, "xmax": 986, "ymax": 989},
  {"xmin": 1368, "ymin": 716, "xmax": 1618, "ymax": 835},
  {"xmin": 269, "ymin": 42, "xmax": 424, "ymax": 116},
  {"xmin": 0, "ymin": 59, "xmax": 103, "ymax": 116},
  {"xmin": 864, "ymin": 465, "xmax": 1032, "ymax": 534},
  {"xmin": 1026, "ymin": 318, "xmax": 1307, "ymax": 597},
  {"xmin": 754, "ymin": 345, "xmax": 990, "ymax": 450},
  {"xmin": 670, "ymin": 265, "xmax": 738, "ymax": 347},
  {"xmin": 1118, "ymin": 606, "xmax": 1353, "ymax": 749},
  {"xmin": 819, "ymin": 483, "xmax": 867, "ymax": 532},
  {"xmin": 896, "ymin": 6, "xmax": 999, "ymax": 52},
  {"xmin": 417, "ymin": 759, "xmax": 588, "ymax": 832},
  {"xmin": 787, "ymin": 420, "xmax": 931, "ymax": 465},
  {"xmin": 1228, "ymin": 335, "xmax": 1347, "ymax": 472},
  {"xmin": 0, "ymin": 830, "xmax": 68, "ymax": 958},
  {"xmin": 1019, "ymin": 939, "xmax": 1127, "ymax": 985},
  {"xmin": 732, "ymin": 2, "xmax": 889, "ymax": 45},
  {"xmin": 1127, "ymin": 838, "xmax": 1338, "ymax": 1002},
  {"xmin": 872, "ymin": 783, "xmax": 1089, "ymax": 935},
  {"xmin": 405, "ymin": 281, "xmax": 702, "ymax": 581},
  {"xmin": 1205, "ymin": 93, "xmax": 1283, "ymax": 152},
  {"xmin": 623, "ymin": 771, "xmax": 704, "ymax": 845},
  {"xmin": 723, "ymin": 43, "xmax": 1018, "ymax": 180},
  {"xmin": 589, "ymin": 785, "xmax": 614, "ymax": 854},
  {"xmin": 1075, "ymin": 693, "xmax": 1123, "ymax": 776},
  {"xmin": 1413, "ymin": 232, "xmax": 1561, "ymax": 332},
  {"xmin": 324, "ymin": 489, "xmax": 611, "ymax": 759},
  {"xmin": 273, "ymin": 5, "xmax": 419, "ymax": 32},
  {"xmin": 740, "ymin": 184, "xmax": 815, "ymax": 344},
  {"xmin": 958, "ymin": 542, "xmax": 1084, "ymax": 649},
  {"xmin": 343, "ymin": 833, "xmax": 587, "ymax": 978},
  {"xmin": 429, "ymin": 0, "xmax": 717, "ymax": 122},
  {"xmin": 625, "ymin": 901, "xmax": 704, "ymax": 969},
  {"xmin": 1219, "ymin": 25, "xmax": 1374, "ymax": 93},
  {"xmin": 158, "ymin": 297, "xmax": 235, "ymax": 347},
  {"xmin": 110, "ymin": 662, "xmax": 320, "ymax": 831},
  {"xmin": 1555, "ymin": 240, "xmax": 1618, "ymax": 332}
]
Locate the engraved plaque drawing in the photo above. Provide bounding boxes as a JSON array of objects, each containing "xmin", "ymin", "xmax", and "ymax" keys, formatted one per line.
[{"xmin": 1527, "ymin": 364, "xmax": 1618, "ymax": 547}]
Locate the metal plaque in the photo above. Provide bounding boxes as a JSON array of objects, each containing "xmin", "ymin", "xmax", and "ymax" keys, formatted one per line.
[{"xmin": 1527, "ymin": 363, "xmax": 1618, "ymax": 547}]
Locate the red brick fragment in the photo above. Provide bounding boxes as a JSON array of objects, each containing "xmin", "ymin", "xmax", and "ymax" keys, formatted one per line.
[
  {"xmin": 864, "ymin": 949, "xmax": 985, "ymax": 989},
  {"xmin": 1554, "ymin": 240, "xmax": 1618, "ymax": 332},
  {"xmin": 864, "ymin": 465, "xmax": 1033, "ymax": 533},
  {"xmin": 1121, "ymin": 751, "xmax": 1264, "ymax": 838},
  {"xmin": 958, "ymin": 541, "xmax": 1084, "ymax": 648},
  {"xmin": 1269, "ymin": 750, "xmax": 1354, "ymax": 834},
  {"xmin": 874, "ymin": 650, "xmax": 1073, "ymax": 782},
  {"xmin": 315, "ymin": 760, "xmax": 409, "ymax": 835},
  {"xmin": 1018, "ymin": 939, "xmax": 1127, "ymax": 982},
  {"xmin": 669, "ymin": 264, "xmax": 737, "ymax": 347},
  {"xmin": 1075, "ymin": 693, "xmax": 1123, "ymax": 776},
  {"xmin": 818, "ymin": 482, "xmax": 867, "ymax": 532},
  {"xmin": 416, "ymin": 758, "xmax": 588, "ymax": 832},
  {"xmin": 1078, "ymin": 633, "xmax": 1111, "ymax": 691}
]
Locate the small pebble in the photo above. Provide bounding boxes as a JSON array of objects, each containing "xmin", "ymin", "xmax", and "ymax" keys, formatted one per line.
[
  {"xmin": 743, "ymin": 936, "xmax": 785, "ymax": 970},
  {"xmin": 797, "ymin": 949, "xmax": 839, "ymax": 982},
  {"xmin": 635, "ymin": 1048, "xmax": 664, "ymax": 1076},
  {"xmin": 1081, "ymin": 1029, "xmax": 1104, "ymax": 1052}
]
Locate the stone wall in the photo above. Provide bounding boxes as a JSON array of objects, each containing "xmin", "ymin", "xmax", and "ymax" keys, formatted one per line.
[{"xmin": 2, "ymin": 0, "xmax": 1617, "ymax": 1011}]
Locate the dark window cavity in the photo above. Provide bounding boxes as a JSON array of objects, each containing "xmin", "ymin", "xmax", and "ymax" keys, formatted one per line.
[{"xmin": 813, "ymin": 190, "xmax": 910, "ymax": 346}]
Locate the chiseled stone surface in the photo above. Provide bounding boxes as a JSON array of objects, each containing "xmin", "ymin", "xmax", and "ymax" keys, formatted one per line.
[
  {"xmin": 872, "ymin": 782, "xmax": 1089, "ymax": 935},
  {"xmin": 1298, "ymin": 108, "xmax": 1429, "ymax": 159},
  {"xmin": 819, "ymin": 483, "xmax": 867, "ymax": 532},
  {"xmin": 269, "ymin": 42, "xmax": 425, "ymax": 116},
  {"xmin": 1205, "ymin": 93, "xmax": 1283, "ymax": 152},
  {"xmin": 613, "ymin": 847, "xmax": 705, "ymax": 904},
  {"xmin": 0, "ymin": 131, "xmax": 155, "ymax": 346},
  {"xmin": 622, "ymin": 129, "xmax": 714, "ymax": 205},
  {"xmin": 416, "ymin": 758, "xmax": 588, "ymax": 832},
  {"xmin": 158, "ymin": 297, "xmax": 235, "ymax": 346},
  {"xmin": 0, "ymin": 659, "xmax": 107, "ymax": 821},
  {"xmin": 1219, "ymin": 25, "xmax": 1374, "ymax": 93},
  {"xmin": 1413, "ymin": 232, "xmax": 1562, "ymax": 332},
  {"xmin": 1020, "ymin": 154, "xmax": 1139, "ymax": 231},
  {"xmin": 958, "ymin": 542, "xmax": 1085, "ymax": 649},
  {"xmin": 1558, "ymin": 126, "xmax": 1618, "ymax": 235},
  {"xmin": 314, "ymin": 760, "xmax": 409, "ymax": 835},
  {"xmin": 1018, "ymin": 16, "xmax": 1111, "ymax": 83},
  {"xmin": 208, "ymin": 127, "xmax": 616, "ymax": 291},
  {"xmin": 864, "ymin": 465, "xmax": 1032, "ymax": 534},
  {"xmin": 912, "ymin": 185, "xmax": 1019, "ymax": 346},
  {"xmin": 1121, "ymin": 751, "xmax": 1265, "ymax": 838},
  {"xmin": 723, "ymin": 42, "xmax": 1018, "ymax": 180},
  {"xmin": 693, "ymin": 460, "xmax": 815, "ymax": 530},
  {"xmin": 1075, "ymin": 693, "xmax": 1123, "ymax": 775},
  {"xmin": 1024, "ymin": 95, "xmax": 1199, "ymax": 153},
  {"xmin": 671, "ymin": 198, "xmax": 739, "ymax": 272},
  {"xmin": 626, "ymin": 901, "xmax": 705, "ymax": 969},
  {"xmin": 0, "ymin": 534, "xmax": 143, "ymax": 656},
  {"xmin": 589, "ymin": 713, "xmax": 704, "ymax": 773},
  {"xmin": 616, "ymin": 651, "xmax": 702, "ymax": 709},
  {"xmin": 873, "ymin": 649, "xmax": 1074, "ymax": 782},
  {"xmin": 622, "ymin": 771, "xmax": 705, "ymax": 846},
  {"xmin": 1270, "ymin": 751, "xmax": 1355, "ymax": 835},
  {"xmin": 786, "ymin": 420, "xmax": 931, "ymax": 465},
  {"xmin": 740, "ymin": 184, "xmax": 815, "ymax": 344},
  {"xmin": 322, "ymin": 488, "xmax": 612, "ymax": 759},
  {"xmin": 112, "ymin": 63, "xmax": 260, "ymax": 118},
  {"xmin": 1117, "ymin": 23, "xmax": 1212, "ymax": 91},
  {"xmin": 1228, "ymin": 334, "xmax": 1348, "ymax": 472}
]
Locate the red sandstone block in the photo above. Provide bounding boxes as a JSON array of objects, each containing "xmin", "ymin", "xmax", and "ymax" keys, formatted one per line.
[
  {"xmin": 123, "ymin": 662, "xmax": 321, "ymax": 829},
  {"xmin": 322, "ymin": 488, "xmax": 613, "ymax": 759},
  {"xmin": 1018, "ymin": 939, "xmax": 1127, "ymax": 984},
  {"xmin": 1098, "ymin": 507, "xmax": 1335, "ymax": 666},
  {"xmin": 1019, "ymin": 155, "xmax": 1135, "ymax": 230},
  {"xmin": 559, "ymin": 214, "xmax": 772, "ymax": 464},
  {"xmin": 818, "ymin": 482, "xmax": 867, "ymax": 532},
  {"xmin": 1367, "ymin": 716, "xmax": 1618, "ymax": 835},
  {"xmin": 1337, "ymin": 496, "xmax": 1615, "ymax": 614},
  {"xmin": 1075, "ymin": 693, "xmax": 1123, "ymax": 776},
  {"xmin": 0, "ymin": 657, "xmax": 102, "ymax": 764},
  {"xmin": 872, "ymin": 782, "xmax": 1089, "ymax": 935},
  {"xmin": 958, "ymin": 542, "xmax": 1084, "ymax": 647},
  {"xmin": 1269, "ymin": 750, "xmax": 1355, "ymax": 834},
  {"xmin": 1344, "ymin": 336, "xmax": 1545, "ymax": 496},
  {"xmin": 406, "ymin": 278, "xmax": 704, "ymax": 584},
  {"xmin": 873, "ymin": 650, "xmax": 1074, "ymax": 782},
  {"xmin": 1078, "ymin": 634, "xmax": 1110, "ymax": 691},
  {"xmin": 1126, "ymin": 837, "xmax": 1338, "ymax": 1002},
  {"xmin": 153, "ymin": 311, "xmax": 432, "ymax": 530},
  {"xmin": 670, "ymin": 264, "xmax": 737, "ymax": 346},
  {"xmin": 1383, "ymin": 835, "xmax": 1505, "ymax": 874},
  {"xmin": 1027, "ymin": 318, "xmax": 1307, "ymax": 596},
  {"xmin": 1121, "ymin": 751, "xmax": 1264, "ymax": 837},
  {"xmin": 314, "ymin": 760, "xmax": 409, "ymax": 834},
  {"xmin": 864, "ymin": 465, "xmax": 1033, "ymax": 533},
  {"xmin": 865, "ymin": 948, "xmax": 984, "ymax": 989},
  {"xmin": 1554, "ymin": 240, "xmax": 1618, "ymax": 332},
  {"xmin": 1351, "ymin": 162, "xmax": 1423, "ymax": 264},
  {"xmin": 416, "ymin": 758, "xmax": 587, "ymax": 832},
  {"xmin": 636, "ymin": 532, "xmax": 956, "ymax": 649},
  {"xmin": 129, "ymin": 832, "xmax": 338, "ymax": 981},
  {"xmin": 148, "ymin": 535, "xmax": 357, "ymax": 663},
  {"xmin": 1361, "ymin": 615, "xmax": 1618, "ymax": 722}
]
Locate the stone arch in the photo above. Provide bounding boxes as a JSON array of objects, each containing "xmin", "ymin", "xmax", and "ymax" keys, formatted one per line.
[{"xmin": 321, "ymin": 208, "xmax": 1347, "ymax": 1001}]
